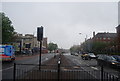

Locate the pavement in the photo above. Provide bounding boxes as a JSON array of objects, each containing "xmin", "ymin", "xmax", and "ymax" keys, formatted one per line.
[{"xmin": 15, "ymin": 53, "xmax": 39, "ymax": 60}]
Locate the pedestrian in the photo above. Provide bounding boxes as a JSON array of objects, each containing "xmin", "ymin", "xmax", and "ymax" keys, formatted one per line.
[
  {"xmin": 54, "ymin": 54, "xmax": 56, "ymax": 58},
  {"xmin": 32, "ymin": 48, "xmax": 34, "ymax": 55}
]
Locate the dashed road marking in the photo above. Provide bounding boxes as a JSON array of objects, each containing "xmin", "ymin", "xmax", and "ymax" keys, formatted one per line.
[{"xmin": 45, "ymin": 57, "xmax": 48, "ymax": 60}]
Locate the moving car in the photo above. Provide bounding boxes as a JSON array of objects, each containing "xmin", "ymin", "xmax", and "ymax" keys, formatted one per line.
[
  {"xmin": 81, "ymin": 53, "xmax": 89, "ymax": 60},
  {"xmin": 81, "ymin": 53, "xmax": 97, "ymax": 60},
  {"xmin": 71, "ymin": 52, "xmax": 78, "ymax": 56},
  {"xmin": 87, "ymin": 53, "xmax": 97, "ymax": 60},
  {"xmin": 74, "ymin": 53, "xmax": 79, "ymax": 56}
]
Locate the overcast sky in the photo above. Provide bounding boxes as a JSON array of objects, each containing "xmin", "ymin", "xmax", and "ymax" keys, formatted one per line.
[{"xmin": 1, "ymin": 2, "xmax": 118, "ymax": 49}]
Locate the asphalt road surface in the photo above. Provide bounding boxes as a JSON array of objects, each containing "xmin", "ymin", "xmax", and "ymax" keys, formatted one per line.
[
  {"xmin": 1, "ymin": 53, "xmax": 54, "ymax": 80},
  {"xmin": 64, "ymin": 53, "xmax": 120, "ymax": 79},
  {"xmin": 1, "ymin": 53, "xmax": 120, "ymax": 80}
]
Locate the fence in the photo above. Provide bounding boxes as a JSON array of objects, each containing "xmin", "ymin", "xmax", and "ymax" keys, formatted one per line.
[{"xmin": 13, "ymin": 63, "xmax": 119, "ymax": 81}]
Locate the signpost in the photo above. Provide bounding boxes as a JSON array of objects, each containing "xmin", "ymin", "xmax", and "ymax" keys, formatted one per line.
[{"xmin": 37, "ymin": 26, "xmax": 43, "ymax": 70}]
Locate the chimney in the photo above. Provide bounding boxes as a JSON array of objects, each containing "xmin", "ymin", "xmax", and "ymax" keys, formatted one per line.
[{"xmin": 93, "ymin": 31, "xmax": 95, "ymax": 37}]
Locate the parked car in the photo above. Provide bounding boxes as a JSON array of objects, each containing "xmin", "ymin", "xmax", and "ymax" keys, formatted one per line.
[
  {"xmin": 21, "ymin": 49, "xmax": 32, "ymax": 55},
  {"xmin": 0, "ymin": 45, "xmax": 15, "ymax": 61},
  {"xmin": 97, "ymin": 54, "xmax": 120, "ymax": 69},
  {"xmin": 112, "ymin": 55, "xmax": 120, "ymax": 62}
]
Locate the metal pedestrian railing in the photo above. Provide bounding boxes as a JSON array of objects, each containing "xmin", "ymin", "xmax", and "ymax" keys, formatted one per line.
[
  {"xmin": 13, "ymin": 64, "xmax": 119, "ymax": 81},
  {"xmin": 13, "ymin": 55, "xmax": 120, "ymax": 81}
]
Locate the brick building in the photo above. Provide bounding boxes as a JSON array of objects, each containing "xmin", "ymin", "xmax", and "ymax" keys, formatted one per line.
[
  {"xmin": 84, "ymin": 32, "xmax": 117, "ymax": 53},
  {"xmin": 93, "ymin": 32, "xmax": 117, "ymax": 43},
  {"xmin": 116, "ymin": 25, "xmax": 120, "ymax": 53},
  {"xmin": 116, "ymin": 25, "xmax": 120, "ymax": 43}
]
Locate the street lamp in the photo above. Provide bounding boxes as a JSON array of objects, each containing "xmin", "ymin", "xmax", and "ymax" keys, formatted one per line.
[
  {"xmin": 79, "ymin": 33, "xmax": 82, "ymax": 44},
  {"xmin": 79, "ymin": 33, "xmax": 88, "ymax": 52},
  {"xmin": 78, "ymin": 33, "xmax": 82, "ymax": 54},
  {"xmin": 85, "ymin": 35, "xmax": 87, "ymax": 41},
  {"xmin": 79, "ymin": 33, "xmax": 87, "ymax": 41}
]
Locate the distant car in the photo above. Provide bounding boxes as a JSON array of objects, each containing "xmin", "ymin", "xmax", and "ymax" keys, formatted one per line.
[
  {"xmin": 97, "ymin": 54, "xmax": 120, "ymax": 69},
  {"xmin": 87, "ymin": 53, "xmax": 97, "ymax": 60},
  {"xmin": 21, "ymin": 49, "xmax": 32, "ymax": 54},
  {"xmin": 74, "ymin": 53, "xmax": 78, "ymax": 56},
  {"xmin": 81, "ymin": 53, "xmax": 97, "ymax": 60},
  {"xmin": 71, "ymin": 52, "xmax": 75, "ymax": 55},
  {"xmin": 21, "ymin": 50, "xmax": 26, "ymax": 54},
  {"xmin": 81, "ymin": 53, "xmax": 89, "ymax": 60}
]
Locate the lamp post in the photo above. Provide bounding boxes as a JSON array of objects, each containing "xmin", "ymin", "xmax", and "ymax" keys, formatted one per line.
[
  {"xmin": 79, "ymin": 33, "xmax": 87, "ymax": 42},
  {"xmin": 79, "ymin": 33, "xmax": 82, "ymax": 45},
  {"xmin": 78, "ymin": 33, "xmax": 82, "ymax": 54},
  {"xmin": 79, "ymin": 33, "xmax": 88, "ymax": 52}
]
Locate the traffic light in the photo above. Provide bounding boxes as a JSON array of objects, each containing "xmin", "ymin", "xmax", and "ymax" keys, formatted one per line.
[{"xmin": 37, "ymin": 26, "xmax": 43, "ymax": 41}]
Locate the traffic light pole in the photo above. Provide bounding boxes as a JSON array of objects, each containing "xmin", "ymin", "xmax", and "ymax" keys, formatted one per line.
[
  {"xmin": 39, "ymin": 40, "xmax": 42, "ymax": 70},
  {"xmin": 37, "ymin": 26, "xmax": 43, "ymax": 71}
]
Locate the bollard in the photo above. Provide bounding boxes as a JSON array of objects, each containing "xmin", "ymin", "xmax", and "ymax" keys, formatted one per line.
[
  {"xmin": 58, "ymin": 60, "xmax": 61, "ymax": 81},
  {"xmin": 54, "ymin": 55, "xmax": 56, "ymax": 58},
  {"xmin": 101, "ymin": 65, "xmax": 103, "ymax": 81},
  {"xmin": 118, "ymin": 70, "xmax": 120, "ymax": 81},
  {"xmin": 13, "ymin": 63, "xmax": 16, "ymax": 81}
]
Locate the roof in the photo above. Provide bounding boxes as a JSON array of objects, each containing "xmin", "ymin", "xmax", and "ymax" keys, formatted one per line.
[{"xmin": 94, "ymin": 33, "xmax": 117, "ymax": 38}]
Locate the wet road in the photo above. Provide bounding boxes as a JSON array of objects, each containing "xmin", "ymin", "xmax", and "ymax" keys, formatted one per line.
[
  {"xmin": 2, "ymin": 53, "xmax": 54, "ymax": 80},
  {"xmin": 64, "ymin": 53, "xmax": 119, "ymax": 79}
]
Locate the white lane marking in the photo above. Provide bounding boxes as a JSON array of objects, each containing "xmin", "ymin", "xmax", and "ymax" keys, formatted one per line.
[
  {"xmin": 0, "ymin": 66, "xmax": 13, "ymax": 71},
  {"xmin": 91, "ymin": 67, "xmax": 98, "ymax": 70},
  {"xmin": 66, "ymin": 55, "xmax": 99, "ymax": 79}
]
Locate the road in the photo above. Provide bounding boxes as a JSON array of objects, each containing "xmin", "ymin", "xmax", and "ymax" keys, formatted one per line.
[
  {"xmin": 2, "ymin": 53, "xmax": 120, "ymax": 80},
  {"xmin": 63, "ymin": 53, "xmax": 119, "ymax": 79},
  {"xmin": 2, "ymin": 53, "xmax": 55, "ymax": 80}
]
